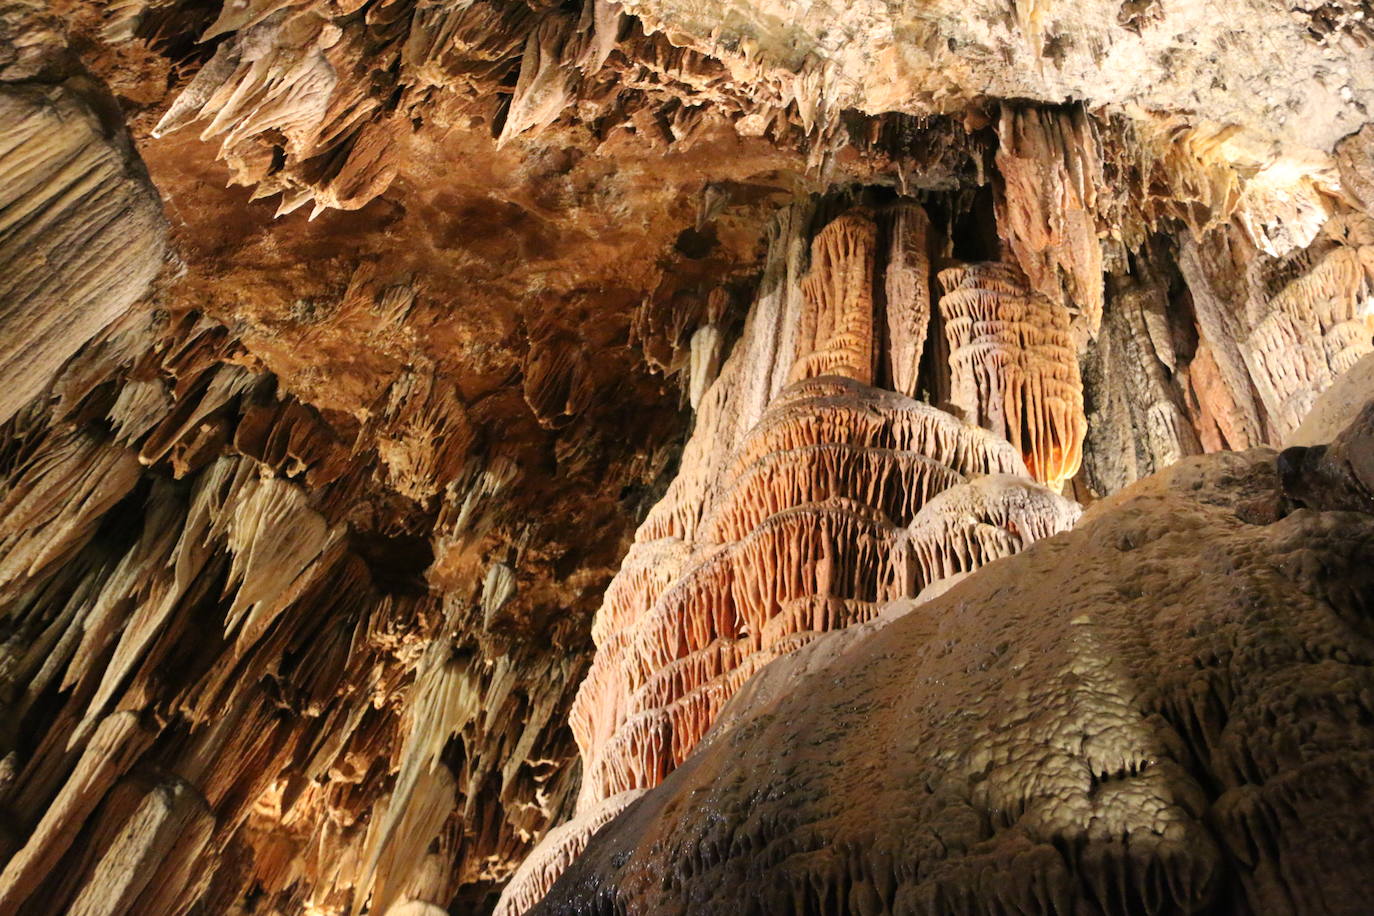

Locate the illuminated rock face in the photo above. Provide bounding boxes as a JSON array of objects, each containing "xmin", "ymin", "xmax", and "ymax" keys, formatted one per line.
[
  {"xmin": 534, "ymin": 438, "xmax": 1374, "ymax": 916},
  {"xmin": 0, "ymin": 3, "xmax": 166, "ymax": 427},
  {"xmin": 498, "ymin": 202, "xmax": 1083, "ymax": 914},
  {"xmin": 938, "ymin": 262, "xmax": 1086, "ymax": 488},
  {"xmin": 1181, "ymin": 217, "xmax": 1374, "ymax": 447},
  {"xmin": 4, "ymin": 0, "xmax": 1374, "ymax": 911}
]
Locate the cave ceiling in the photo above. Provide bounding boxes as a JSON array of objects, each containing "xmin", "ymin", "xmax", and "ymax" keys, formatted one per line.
[{"xmin": 1, "ymin": 0, "xmax": 1373, "ymax": 912}]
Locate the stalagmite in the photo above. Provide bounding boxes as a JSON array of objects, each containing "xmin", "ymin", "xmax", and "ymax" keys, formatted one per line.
[
  {"xmin": 938, "ymin": 262, "xmax": 1087, "ymax": 487},
  {"xmin": 1242, "ymin": 223, "xmax": 1374, "ymax": 439},
  {"xmin": 499, "ymin": 203, "xmax": 1080, "ymax": 914},
  {"xmin": 904, "ymin": 474, "xmax": 1082, "ymax": 591}
]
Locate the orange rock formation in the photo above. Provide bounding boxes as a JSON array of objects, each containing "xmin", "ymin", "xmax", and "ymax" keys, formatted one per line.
[{"xmin": 498, "ymin": 203, "xmax": 1083, "ymax": 913}]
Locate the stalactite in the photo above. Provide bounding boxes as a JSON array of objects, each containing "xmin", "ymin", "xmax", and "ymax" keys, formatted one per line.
[
  {"xmin": 64, "ymin": 779, "xmax": 212, "ymax": 916},
  {"xmin": 994, "ymin": 105, "xmax": 1105, "ymax": 342},
  {"xmin": 500, "ymin": 14, "xmax": 582, "ymax": 146},
  {"xmin": 153, "ymin": 8, "xmax": 406, "ymax": 215},
  {"xmin": 789, "ymin": 211, "xmax": 878, "ymax": 385},
  {"xmin": 142, "ymin": 0, "xmax": 788, "ymax": 215},
  {"xmin": 499, "ymin": 202, "xmax": 1080, "ymax": 915},
  {"xmin": 688, "ymin": 324, "xmax": 724, "ymax": 410},
  {"xmin": 884, "ymin": 201, "xmax": 933, "ymax": 398},
  {"xmin": 0, "ymin": 304, "xmax": 589, "ymax": 914},
  {"xmin": 523, "ymin": 330, "xmax": 594, "ymax": 430},
  {"xmin": 0, "ymin": 3, "xmax": 166, "ymax": 425},
  {"xmin": 366, "ymin": 368, "xmax": 476, "ymax": 504},
  {"xmin": 938, "ymin": 262, "xmax": 1087, "ymax": 487}
]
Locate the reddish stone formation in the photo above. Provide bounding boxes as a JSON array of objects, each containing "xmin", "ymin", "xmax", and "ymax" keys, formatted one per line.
[
  {"xmin": 788, "ymin": 212, "xmax": 879, "ymax": 385},
  {"xmin": 993, "ymin": 105, "xmax": 1105, "ymax": 342},
  {"xmin": 4, "ymin": 0, "xmax": 1374, "ymax": 913},
  {"xmin": 938, "ymin": 262, "xmax": 1087, "ymax": 488},
  {"xmin": 498, "ymin": 204, "xmax": 1081, "ymax": 914}
]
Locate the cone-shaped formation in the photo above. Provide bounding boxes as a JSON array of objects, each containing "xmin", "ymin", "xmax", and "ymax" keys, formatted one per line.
[
  {"xmin": 885, "ymin": 202, "xmax": 934, "ymax": 398},
  {"xmin": 499, "ymin": 202, "xmax": 1081, "ymax": 914},
  {"xmin": 939, "ymin": 262, "xmax": 1087, "ymax": 488}
]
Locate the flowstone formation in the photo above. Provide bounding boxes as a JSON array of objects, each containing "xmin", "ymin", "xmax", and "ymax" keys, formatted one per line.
[
  {"xmin": 3, "ymin": 0, "xmax": 1374, "ymax": 912},
  {"xmin": 0, "ymin": 3, "xmax": 166, "ymax": 427},
  {"xmin": 938, "ymin": 262, "xmax": 1085, "ymax": 487},
  {"xmin": 534, "ymin": 415, "xmax": 1374, "ymax": 916},
  {"xmin": 498, "ymin": 200, "xmax": 1086, "ymax": 913}
]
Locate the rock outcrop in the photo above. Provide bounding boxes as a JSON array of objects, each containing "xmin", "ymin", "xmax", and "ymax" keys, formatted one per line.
[
  {"xmin": 534, "ymin": 419, "xmax": 1374, "ymax": 915},
  {"xmin": 0, "ymin": 1, "xmax": 166, "ymax": 426},
  {"xmin": 0, "ymin": 309, "xmax": 599, "ymax": 915}
]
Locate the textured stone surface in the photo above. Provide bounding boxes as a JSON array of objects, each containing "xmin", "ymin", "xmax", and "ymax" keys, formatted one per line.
[
  {"xmin": 535, "ymin": 441, "xmax": 1374, "ymax": 915},
  {"xmin": 1288, "ymin": 351, "xmax": 1374, "ymax": 448},
  {"xmin": 615, "ymin": 0, "xmax": 1374, "ymax": 153},
  {"xmin": 500, "ymin": 200, "xmax": 1081, "ymax": 914},
  {"xmin": 2, "ymin": 0, "xmax": 1374, "ymax": 913},
  {"xmin": 0, "ymin": 1, "xmax": 166, "ymax": 426}
]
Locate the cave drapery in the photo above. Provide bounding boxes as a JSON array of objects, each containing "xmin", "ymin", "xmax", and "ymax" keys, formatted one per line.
[{"xmin": 1, "ymin": 0, "xmax": 1374, "ymax": 913}]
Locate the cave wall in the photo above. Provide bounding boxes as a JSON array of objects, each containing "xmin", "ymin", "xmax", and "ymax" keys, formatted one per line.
[{"xmin": 0, "ymin": 0, "xmax": 1373, "ymax": 913}]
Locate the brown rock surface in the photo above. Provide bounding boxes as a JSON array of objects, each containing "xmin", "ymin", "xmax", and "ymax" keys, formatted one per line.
[
  {"xmin": 1, "ymin": 0, "xmax": 1374, "ymax": 913},
  {"xmin": 0, "ymin": 1, "xmax": 166, "ymax": 426},
  {"xmin": 533, "ymin": 438, "xmax": 1374, "ymax": 915},
  {"xmin": 499, "ymin": 201, "xmax": 1084, "ymax": 913}
]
